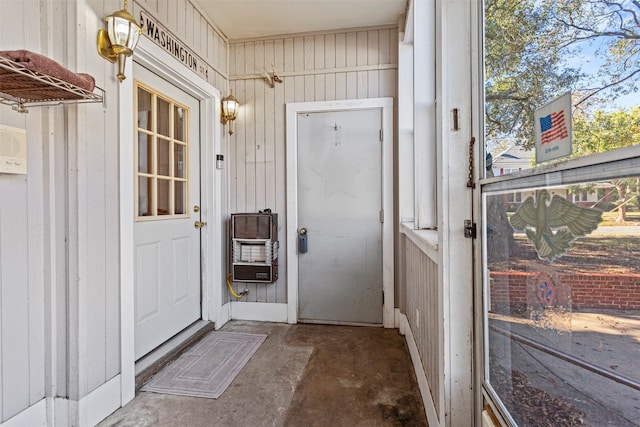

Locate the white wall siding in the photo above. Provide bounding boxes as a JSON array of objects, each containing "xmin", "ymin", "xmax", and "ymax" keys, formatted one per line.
[
  {"xmin": 56, "ymin": 1, "xmax": 120, "ymax": 404},
  {"xmin": 0, "ymin": 139, "xmax": 45, "ymax": 422},
  {"xmin": 228, "ymin": 27, "xmax": 398, "ymax": 304},
  {"xmin": 402, "ymin": 235, "xmax": 442, "ymax": 423},
  {"xmin": 0, "ymin": 0, "xmax": 231, "ymax": 421},
  {"xmin": 0, "ymin": 0, "xmax": 46, "ymax": 422}
]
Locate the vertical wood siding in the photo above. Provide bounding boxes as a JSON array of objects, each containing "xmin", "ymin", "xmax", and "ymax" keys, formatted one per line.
[
  {"xmin": 228, "ymin": 28, "xmax": 398, "ymax": 303},
  {"xmin": 0, "ymin": 0, "xmax": 126, "ymax": 411},
  {"xmin": 0, "ymin": 0, "xmax": 46, "ymax": 421},
  {"xmin": 0, "ymin": 0, "xmax": 231, "ymax": 418},
  {"xmin": 402, "ymin": 236, "xmax": 441, "ymax": 422},
  {"xmin": 78, "ymin": 0, "xmax": 121, "ymax": 396}
]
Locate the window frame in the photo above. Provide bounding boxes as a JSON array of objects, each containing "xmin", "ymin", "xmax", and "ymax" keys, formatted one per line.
[{"xmin": 134, "ymin": 81, "xmax": 191, "ymax": 221}]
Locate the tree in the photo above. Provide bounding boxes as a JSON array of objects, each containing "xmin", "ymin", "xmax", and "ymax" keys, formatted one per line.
[
  {"xmin": 485, "ymin": 0, "xmax": 639, "ymax": 151},
  {"xmin": 485, "ymin": 0, "xmax": 579, "ymax": 151},
  {"xmin": 543, "ymin": 0, "xmax": 640, "ymax": 109},
  {"xmin": 572, "ymin": 107, "xmax": 640, "ymax": 221},
  {"xmin": 484, "ymin": 1, "xmax": 640, "ymax": 260}
]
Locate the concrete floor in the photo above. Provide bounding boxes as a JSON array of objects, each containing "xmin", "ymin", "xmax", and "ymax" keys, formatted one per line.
[{"xmin": 100, "ymin": 321, "xmax": 428, "ymax": 427}]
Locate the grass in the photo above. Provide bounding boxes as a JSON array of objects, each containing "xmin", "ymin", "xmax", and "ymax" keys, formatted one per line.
[
  {"xmin": 498, "ymin": 235, "xmax": 640, "ymax": 274},
  {"xmin": 599, "ymin": 211, "xmax": 640, "ymax": 226}
]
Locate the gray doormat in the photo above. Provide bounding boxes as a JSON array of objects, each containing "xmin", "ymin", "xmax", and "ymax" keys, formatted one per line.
[{"xmin": 141, "ymin": 331, "xmax": 267, "ymax": 399}]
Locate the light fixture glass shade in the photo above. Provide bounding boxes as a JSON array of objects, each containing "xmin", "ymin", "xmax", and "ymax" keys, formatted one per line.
[
  {"xmin": 221, "ymin": 93, "xmax": 239, "ymax": 122},
  {"xmin": 221, "ymin": 92, "xmax": 240, "ymax": 135},
  {"xmin": 106, "ymin": 10, "xmax": 141, "ymax": 55},
  {"xmin": 97, "ymin": 1, "xmax": 141, "ymax": 82}
]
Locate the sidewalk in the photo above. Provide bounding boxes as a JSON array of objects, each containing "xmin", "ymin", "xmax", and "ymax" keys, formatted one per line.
[{"xmin": 489, "ymin": 309, "xmax": 640, "ymax": 426}]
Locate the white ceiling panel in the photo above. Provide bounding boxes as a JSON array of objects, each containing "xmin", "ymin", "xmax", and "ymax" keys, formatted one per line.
[{"xmin": 193, "ymin": 0, "xmax": 407, "ymax": 40}]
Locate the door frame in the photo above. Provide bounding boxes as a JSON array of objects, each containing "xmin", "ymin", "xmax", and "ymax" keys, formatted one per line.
[
  {"xmin": 118, "ymin": 37, "xmax": 224, "ymax": 404},
  {"xmin": 285, "ymin": 98, "xmax": 395, "ymax": 328}
]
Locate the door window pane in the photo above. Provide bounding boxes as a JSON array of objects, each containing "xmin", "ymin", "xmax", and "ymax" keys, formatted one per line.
[
  {"xmin": 157, "ymin": 97, "xmax": 171, "ymax": 137},
  {"xmin": 135, "ymin": 82, "xmax": 191, "ymax": 220},
  {"xmin": 157, "ymin": 138, "xmax": 171, "ymax": 177},
  {"xmin": 137, "ymin": 88, "xmax": 153, "ymax": 131},
  {"xmin": 174, "ymin": 106, "xmax": 186, "ymax": 141},
  {"xmin": 157, "ymin": 179, "xmax": 170, "ymax": 216},
  {"xmin": 138, "ymin": 176, "xmax": 153, "ymax": 216},
  {"xmin": 174, "ymin": 143, "xmax": 186, "ymax": 178},
  {"xmin": 175, "ymin": 181, "xmax": 186, "ymax": 215},
  {"xmin": 138, "ymin": 132, "xmax": 152, "ymax": 174}
]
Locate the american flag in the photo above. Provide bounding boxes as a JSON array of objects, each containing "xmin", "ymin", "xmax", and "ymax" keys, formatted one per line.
[{"xmin": 539, "ymin": 110, "xmax": 568, "ymax": 144}]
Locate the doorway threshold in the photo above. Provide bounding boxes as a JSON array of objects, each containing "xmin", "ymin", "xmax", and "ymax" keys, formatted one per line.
[{"xmin": 135, "ymin": 320, "xmax": 215, "ymax": 390}]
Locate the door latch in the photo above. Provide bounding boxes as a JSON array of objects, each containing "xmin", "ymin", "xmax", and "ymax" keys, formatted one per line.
[
  {"xmin": 298, "ymin": 228, "xmax": 308, "ymax": 253},
  {"xmin": 194, "ymin": 220, "xmax": 207, "ymax": 229},
  {"xmin": 464, "ymin": 220, "xmax": 476, "ymax": 239}
]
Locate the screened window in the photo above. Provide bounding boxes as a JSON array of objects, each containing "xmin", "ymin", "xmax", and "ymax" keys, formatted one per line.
[
  {"xmin": 135, "ymin": 83, "xmax": 189, "ymax": 219},
  {"xmin": 484, "ymin": 0, "xmax": 640, "ymax": 175},
  {"xmin": 483, "ymin": 176, "xmax": 640, "ymax": 426},
  {"xmin": 482, "ymin": 1, "xmax": 640, "ymax": 425}
]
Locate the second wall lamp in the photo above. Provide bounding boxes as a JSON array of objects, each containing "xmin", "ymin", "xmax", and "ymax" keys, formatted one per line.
[
  {"xmin": 97, "ymin": 0, "xmax": 142, "ymax": 82},
  {"xmin": 221, "ymin": 91, "xmax": 240, "ymax": 135}
]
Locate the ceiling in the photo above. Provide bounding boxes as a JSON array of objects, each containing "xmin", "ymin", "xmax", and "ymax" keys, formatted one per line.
[{"xmin": 193, "ymin": 0, "xmax": 408, "ymax": 40}]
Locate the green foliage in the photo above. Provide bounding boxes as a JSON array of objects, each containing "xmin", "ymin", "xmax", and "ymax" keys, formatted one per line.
[
  {"xmin": 571, "ymin": 108, "xmax": 640, "ymax": 222},
  {"xmin": 544, "ymin": 0, "xmax": 640, "ymax": 107},
  {"xmin": 485, "ymin": 0, "xmax": 579, "ymax": 150},
  {"xmin": 572, "ymin": 107, "xmax": 640, "ymax": 155},
  {"xmin": 485, "ymin": 0, "xmax": 640, "ymax": 151}
]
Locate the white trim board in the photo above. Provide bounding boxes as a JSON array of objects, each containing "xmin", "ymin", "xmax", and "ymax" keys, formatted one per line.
[
  {"xmin": 76, "ymin": 375, "xmax": 121, "ymax": 426},
  {"xmin": 216, "ymin": 302, "xmax": 231, "ymax": 330},
  {"xmin": 119, "ymin": 36, "xmax": 224, "ymax": 406},
  {"xmin": 397, "ymin": 310, "xmax": 441, "ymax": 427},
  {"xmin": 0, "ymin": 375, "xmax": 121, "ymax": 427},
  {"xmin": 0, "ymin": 399, "xmax": 46, "ymax": 427},
  {"xmin": 285, "ymin": 98, "xmax": 395, "ymax": 328},
  {"xmin": 230, "ymin": 302, "xmax": 288, "ymax": 323}
]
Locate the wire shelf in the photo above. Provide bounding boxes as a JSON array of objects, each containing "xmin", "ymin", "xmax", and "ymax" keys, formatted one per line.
[{"xmin": 0, "ymin": 56, "xmax": 105, "ymax": 113}]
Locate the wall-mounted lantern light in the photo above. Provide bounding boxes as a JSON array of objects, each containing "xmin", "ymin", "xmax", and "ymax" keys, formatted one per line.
[
  {"xmin": 97, "ymin": 0, "xmax": 142, "ymax": 82},
  {"xmin": 221, "ymin": 91, "xmax": 240, "ymax": 135}
]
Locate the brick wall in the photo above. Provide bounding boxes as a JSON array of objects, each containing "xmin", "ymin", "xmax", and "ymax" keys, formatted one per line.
[{"xmin": 490, "ymin": 271, "xmax": 640, "ymax": 311}]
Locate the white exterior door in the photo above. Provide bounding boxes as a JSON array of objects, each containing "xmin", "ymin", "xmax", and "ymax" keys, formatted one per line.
[
  {"xmin": 133, "ymin": 63, "xmax": 201, "ymax": 359},
  {"xmin": 297, "ymin": 109, "xmax": 383, "ymax": 325}
]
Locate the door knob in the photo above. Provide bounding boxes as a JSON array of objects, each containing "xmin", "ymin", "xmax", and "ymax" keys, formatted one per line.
[{"xmin": 194, "ymin": 221, "xmax": 207, "ymax": 229}]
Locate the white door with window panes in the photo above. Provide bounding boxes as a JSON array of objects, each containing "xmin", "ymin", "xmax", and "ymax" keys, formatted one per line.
[{"xmin": 133, "ymin": 63, "xmax": 201, "ymax": 360}]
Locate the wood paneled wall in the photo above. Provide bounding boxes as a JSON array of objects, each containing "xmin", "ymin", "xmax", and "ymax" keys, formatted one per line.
[
  {"xmin": 0, "ymin": 0, "xmax": 230, "ymax": 420},
  {"xmin": 228, "ymin": 27, "xmax": 398, "ymax": 303},
  {"xmin": 0, "ymin": 0, "xmax": 53, "ymax": 420},
  {"xmin": 402, "ymin": 235, "xmax": 442, "ymax": 422}
]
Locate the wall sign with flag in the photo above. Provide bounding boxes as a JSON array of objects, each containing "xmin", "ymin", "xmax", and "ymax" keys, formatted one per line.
[{"xmin": 534, "ymin": 92, "xmax": 572, "ymax": 163}]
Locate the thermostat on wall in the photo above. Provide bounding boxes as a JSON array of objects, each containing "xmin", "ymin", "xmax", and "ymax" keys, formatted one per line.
[{"xmin": 0, "ymin": 125, "xmax": 27, "ymax": 175}]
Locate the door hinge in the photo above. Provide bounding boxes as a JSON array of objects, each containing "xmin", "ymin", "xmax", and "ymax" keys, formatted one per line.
[
  {"xmin": 380, "ymin": 210, "xmax": 384, "ymax": 223},
  {"xmin": 382, "ymin": 290, "xmax": 385, "ymax": 305},
  {"xmin": 379, "ymin": 129, "xmax": 383, "ymax": 142},
  {"xmin": 464, "ymin": 220, "xmax": 477, "ymax": 239}
]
